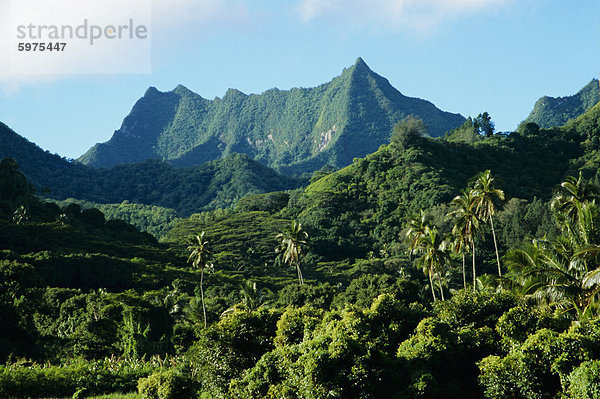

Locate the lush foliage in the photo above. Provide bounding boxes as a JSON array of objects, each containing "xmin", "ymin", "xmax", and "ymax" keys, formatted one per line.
[
  {"xmin": 0, "ymin": 357, "xmax": 162, "ymax": 398},
  {"xmin": 0, "ymin": 124, "xmax": 302, "ymax": 216},
  {"xmin": 51, "ymin": 199, "xmax": 181, "ymax": 239},
  {"xmin": 4, "ymin": 95, "xmax": 600, "ymax": 398}
]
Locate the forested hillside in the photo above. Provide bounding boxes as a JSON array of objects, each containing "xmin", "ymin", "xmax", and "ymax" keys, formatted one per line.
[
  {"xmin": 78, "ymin": 58, "xmax": 465, "ymax": 173},
  {"xmin": 172, "ymin": 107, "xmax": 592, "ymax": 269},
  {"xmin": 51, "ymin": 199, "xmax": 181, "ymax": 239},
  {"xmin": 0, "ymin": 122, "xmax": 303, "ymax": 215},
  {"xmin": 525, "ymin": 78, "xmax": 600, "ymax": 128}
]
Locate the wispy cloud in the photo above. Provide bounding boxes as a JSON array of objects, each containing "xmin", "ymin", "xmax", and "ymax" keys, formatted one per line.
[{"xmin": 297, "ymin": 0, "xmax": 513, "ymax": 32}]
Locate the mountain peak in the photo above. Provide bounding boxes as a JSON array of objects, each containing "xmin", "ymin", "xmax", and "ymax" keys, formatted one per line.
[
  {"xmin": 173, "ymin": 84, "xmax": 192, "ymax": 95},
  {"xmin": 525, "ymin": 77, "xmax": 600, "ymax": 128},
  {"xmin": 339, "ymin": 57, "xmax": 375, "ymax": 80},
  {"xmin": 351, "ymin": 57, "xmax": 373, "ymax": 75},
  {"xmin": 144, "ymin": 86, "xmax": 160, "ymax": 97},
  {"xmin": 580, "ymin": 78, "xmax": 599, "ymax": 94},
  {"xmin": 354, "ymin": 57, "xmax": 368, "ymax": 68},
  {"xmin": 223, "ymin": 88, "xmax": 247, "ymax": 99}
]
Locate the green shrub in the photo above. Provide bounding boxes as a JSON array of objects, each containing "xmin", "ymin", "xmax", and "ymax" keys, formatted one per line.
[
  {"xmin": 72, "ymin": 387, "xmax": 88, "ymax": 399},
  {"xmin": 566, "ymin": 360, "xmax": 600, "ymax": 398},
  {"xmin": 274, "ymin": 306, "xmax": 323, "ymax": 347},
  {"xmin": 478, "ymin": 329, "xmax": 563, "ymax": 399},
  {"xmin": 137, "ymin": 370, "xmax": 193, "ymax": 399},
  {"xmin": 277, "ymin": 283, "xmax": 336, "ymax": 309},
  {"xmin": 187, "ymin": 308, "xmax": 280, "ymax": 398},
  {"xmin": 495, "ymin": 304, "xmax": 569, "ymax": 350},
  {"xmin": 0, "ymin": 358, "xmax": 158, "ymax": 398}
]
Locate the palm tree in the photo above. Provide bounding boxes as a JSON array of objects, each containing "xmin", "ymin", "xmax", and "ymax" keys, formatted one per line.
[
  {"xmin": 406, "ymin": 211, "xmax": 437, "ymax": 300},
  {"xmin": 12, "ymin": 205, "xmax": 29, "ymax": 225},
  {"xmin": 221, "ymin": 280, "xmax": 276, "ymax": 317},
  {"xmin": 448, "ymin": 229, "xmax": 469, "ymax": 290},
  {"xmin": 406, "ymin": 210, "xmax": 430, "ymax": 254},
  {"xmin": 276, "ymin": 221, "xmax": 308, "ymax": 285},
  {"xmin": 239, "ymin": 280, "xmax": 275, "ymax": 310},
  {"xmin": 506, "ymin": 199, "xmax": 600, "ymax": 320},
  {"xmin": 550, "ymin": 171, "xmax": 600, "ymax": 222},
  {"xmin": 187, "ymin": 232, "xmax": 212, "ymax": 328},
  {"xmin": 447, "ymin": 190, "xmax": 480, "ymax": 290},
  {"xmin": 184, "ymin": 296, "xmax": 206, "ymax": 327},
  {"xmin": 414, "ymin": 226, "xmax": 449, "ymax": 300},
  {"xmin": 506, "ymin": 241, "xmax": 600, "ymax": 320},
  {"xmin": 157, "ymin": 290, "xmax": 188, "ymax": 324},
  {"xmin": 472, "ymin": 169, "xmax": 505, "ymax": 277}
]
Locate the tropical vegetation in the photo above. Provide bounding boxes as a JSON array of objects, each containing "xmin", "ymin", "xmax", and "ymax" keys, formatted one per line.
[{"xmin": 2, "ymin": 80, "xmax": 600, "ymax": 398}]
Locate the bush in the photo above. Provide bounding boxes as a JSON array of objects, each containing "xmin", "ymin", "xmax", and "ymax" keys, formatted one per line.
[
  {"xmin": 0, "ymin": 358, "xmax": 159, "ymax": 398},
  {"xmin": 72, "ymin": 387, "xmax": 88, "ymax": 399},
  {"xmin": 390, "ymin": 115, "xmax": 427, "ymax": 148},
  {"xmin": 137, "ymin": 370, "xmax": 194, "ymax": 399},
  {"xmin": 234, "ymin": 192, "xmax": 290, "ymax": 213},
  {"xmin": 478, "ymin": 329, "xmax": 563, "ymax": 399},
  {"xmin": 187, "ymin": 308, "xmax": 280, "ymax": 398},
  {"xmin": 332, "ymin": 274, "xmax": 418, "ymax": 309},
  {"xmin": 495, "ymin": 304, "xmax": 568, "ymax": 350},
  {"xmin": 274, "ymin": 306, "xmax": 323, "ymax": 347},
  {"xmin": 277, "ymin": 283, "xmax": 336, "ymax": 309},
  {"xmin": 566, "ymin": 360, "xmax": 600, "ymax": 398},
  {"xmin": 434, "ymin": 290, "xmax": 518, "ymax": 330},
  {"xmin": 80, "ymin": 208, "xmax": 106, "ymax": 227}
]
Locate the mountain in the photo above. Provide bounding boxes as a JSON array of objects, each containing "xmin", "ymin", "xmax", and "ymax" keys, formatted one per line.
[
  {"xmin": 524, "ymin": 78, "xmax": 600, "ymax": 128},
  {"xmin": 168, "ymin": 106, "xmax": 597, "ymax": 265},
  {"xmin": 294, "ymin": 102, "xmax": 600, "ymax": 261},
  {"xmin": 78, "ymin": 58, "xmax": 466, "ymax": 173},
  {"xmin": 0, "ymin": 122, "xmax": 302, "ymax": 216}
]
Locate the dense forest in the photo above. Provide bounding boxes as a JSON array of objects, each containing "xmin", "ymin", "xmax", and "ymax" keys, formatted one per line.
[
  {"xmin": 3, "ymin": 95, "xmax": 600, "ymax": 398},
  {"xmin": 0, "ymin": 122, "xmax": 303, "ymax": 216}
]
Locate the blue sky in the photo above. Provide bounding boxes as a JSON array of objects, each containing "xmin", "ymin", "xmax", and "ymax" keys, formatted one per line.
[{"xmin": 0, "ymin": 0, "xmax": 598, "ymax": 159}]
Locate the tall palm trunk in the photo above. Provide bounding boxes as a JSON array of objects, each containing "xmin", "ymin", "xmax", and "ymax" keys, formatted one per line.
[
  {"xmin": 462, "ymin": 253, "xmax": 467, "ymax": 290},
  {"xmin": 296, "ymin": 262, "xmax": 304, "ymax": 285},
  {"xmin": 437, "ymin": 273, "xmax": 445, "ymax": 300},
  {"xmin": 428, "ymin": 272, "xmax": 437, "ymax": 301},
  {"xmin": 472, "ymin": 241, "xmax": 477, "ymax": 291},
  {"xmin": 490, "ymin": 215, "xmax": 501, "ymax": 277},
  {"xmin": 200, "ymin": 268, "xmax": 206, "ymax": 328}
]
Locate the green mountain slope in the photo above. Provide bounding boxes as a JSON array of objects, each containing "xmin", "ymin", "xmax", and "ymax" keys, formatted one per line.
[
  {"xmin": 0, "ymin": 122, "xmax": 302, "ymax": 216},
  {"xmin": 563, "ymin": 101, "xmax": 600, "ymax": 178},
  {"xmin": 51, "ymin": 198, "xmax": 181, "ymax": 239},
  {"xmin": 299, "ymin": 102, "xmax": 600, "ymax": 261},
  {"xmin": 167, "ymin": 109, "xmax": 596, "ymax": 267},
  {"xmin": 292, "ymin": 128, "xmax": 578, "ymax": 261},
  {"xmin": 524, "ymin": 78, "xmax": 600, "ymax": 128},
  {"xmin": 78, "ymin": 58, "xmax": 466, "ymax": 173}
]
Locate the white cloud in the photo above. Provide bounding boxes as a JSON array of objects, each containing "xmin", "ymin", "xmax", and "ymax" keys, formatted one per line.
[{"xmin": 297, "ymin": 0, "xmax": 513, "ymax": 32}]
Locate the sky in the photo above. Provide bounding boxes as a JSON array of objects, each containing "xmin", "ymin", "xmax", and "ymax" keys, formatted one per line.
[{"xmin": 0, "ymin": 0, "xmax": 598, "ymax": 159}]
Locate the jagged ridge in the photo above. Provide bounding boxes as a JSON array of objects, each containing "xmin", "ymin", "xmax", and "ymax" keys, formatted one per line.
[
  {"xmin": 524, "ymin": 78, "xmax": 600, "ymax": 128},
  {"xmin": 78, "ymin": 58, "xmax": 465, "ymax": 173}
]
